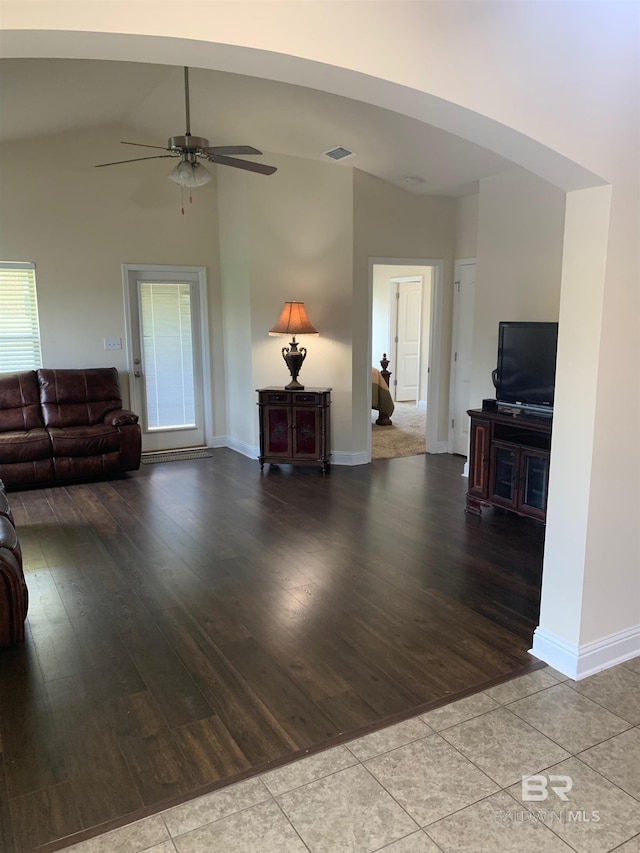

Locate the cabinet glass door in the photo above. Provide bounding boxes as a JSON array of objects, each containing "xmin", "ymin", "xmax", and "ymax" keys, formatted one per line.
[
  {"xmin": 522, "ymin": 451, "xmax": 548, "ymax": 513},
  {"xmin": 491, "ymin": 445, "xmax": 517, "ymax": 506}
]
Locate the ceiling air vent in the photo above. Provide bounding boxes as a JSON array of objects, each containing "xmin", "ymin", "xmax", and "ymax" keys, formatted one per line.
[{"xmin": 322, "ymin": 146, "xmax": 355, "ymax": 162}]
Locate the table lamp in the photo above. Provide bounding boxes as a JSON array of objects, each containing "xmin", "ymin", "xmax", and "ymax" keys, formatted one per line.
[{"xmin": 269, "ymin": 301, "xmax": 318, "ymax": 390}]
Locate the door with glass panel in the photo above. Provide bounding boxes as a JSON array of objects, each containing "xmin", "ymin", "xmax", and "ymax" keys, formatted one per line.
[{"xmin": 126, "ymin": 267, "xmax": 207, "ymax": 452}]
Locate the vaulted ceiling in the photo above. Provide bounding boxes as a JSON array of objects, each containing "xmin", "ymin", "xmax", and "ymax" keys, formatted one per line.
[{"xmin": 0, "ymin": 58, "xmax": 515, "ymax": 196}]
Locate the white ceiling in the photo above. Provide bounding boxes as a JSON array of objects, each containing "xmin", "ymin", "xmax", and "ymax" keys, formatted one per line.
[{"xmin": 0, "ymin": 58, "xmax": 515, "ymax": 196}]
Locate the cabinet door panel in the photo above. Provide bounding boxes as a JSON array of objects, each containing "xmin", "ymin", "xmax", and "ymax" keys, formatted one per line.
[
  {"xmin": 266, "ymin": 408, "xmax": 291, "ymax": 455},
  {"xmin": 490, "ymin": 442, "xmax": 518, "ymax": 509},
  {"xmin": 293, "ymin": 408, "xmax": 319, "ymax": 456},
  {"xmin": 468, "ymin": 418, "xmax": 490, "ymax": 498},
  {"xmin": 520, "ymin": 449, "xmax": 549, "ymax": 519}
]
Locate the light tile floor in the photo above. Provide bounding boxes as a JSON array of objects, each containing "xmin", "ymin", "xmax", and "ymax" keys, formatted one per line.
[{"xmin": 58, "ymin": 660, "xmax": 640, "ymax": 853}]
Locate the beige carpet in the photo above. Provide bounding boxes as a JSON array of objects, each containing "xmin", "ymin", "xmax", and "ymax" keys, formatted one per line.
[{"xmin": 371, "ymin": 401, "xmax": 427, "ymax": 459}]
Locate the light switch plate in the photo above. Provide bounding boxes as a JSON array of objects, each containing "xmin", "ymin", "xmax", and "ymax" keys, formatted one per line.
[{"xmin": 103, "ymin": 337, "xmax": 122, "ymax": 351}]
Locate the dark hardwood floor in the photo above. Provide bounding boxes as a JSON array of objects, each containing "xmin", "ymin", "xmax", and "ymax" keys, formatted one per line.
[{"xmin": 0, "ymin": 450, "xmax": 545, "ymax": 852}]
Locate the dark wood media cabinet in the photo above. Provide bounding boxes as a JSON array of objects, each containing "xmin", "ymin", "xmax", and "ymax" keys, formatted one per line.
[
  {"xmin": 257, "ymin": 387, "xmax": 331, "ymax": 473},
  {"xmin": 466, "ymin": 407, "xmax": 552, "ymax": 521}
]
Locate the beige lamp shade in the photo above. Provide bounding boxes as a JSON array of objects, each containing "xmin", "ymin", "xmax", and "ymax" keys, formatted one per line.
[{"xmin": 269, "ymin": 301, "xmax": 318, "ymax": 338}]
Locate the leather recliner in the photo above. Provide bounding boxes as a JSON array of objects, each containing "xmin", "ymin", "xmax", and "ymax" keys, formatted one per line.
[
  {"xmin": 0, "ymin": 479, "xmax": 28, "ymax": 645},
  {"xmin": 0, "ymin": 367, "xmax": 141, "ymax": 488}
]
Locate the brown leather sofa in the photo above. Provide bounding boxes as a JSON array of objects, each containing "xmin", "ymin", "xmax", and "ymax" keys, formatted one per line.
[
  {"xmin": 0, "ymin": 479, "xmax": 28, "ymax": 645},
  {"xmin": 0, "ymin": 367, "xmax": 141, "ymax": 488}
]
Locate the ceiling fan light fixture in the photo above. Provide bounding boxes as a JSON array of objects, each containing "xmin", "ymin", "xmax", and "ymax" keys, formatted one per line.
[
  {"xmin": 168, "ymin": 159, "xmax": 212, "ymax": 188},
  {"xmin": 95, "ymin": 68, "xmax": 276, "ymax": 185}
]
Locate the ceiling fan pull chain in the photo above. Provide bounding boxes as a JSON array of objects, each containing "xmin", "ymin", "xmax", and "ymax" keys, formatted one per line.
[{"xmin": 181, "ymin": 185, "xmax": 185, "ymax": 216}]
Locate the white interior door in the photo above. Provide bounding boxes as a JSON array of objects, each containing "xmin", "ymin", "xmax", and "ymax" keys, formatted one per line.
[
  {"xmin": 393, "ymin": 279, "xmax": 422, "ymax": 401},
  {"xmin": 125, "ymin": 266, "xmax": 207, "ymax": 452},
  {"xmin": 449, "ymin": 260, "xmax": 476, "ymax": 456}
]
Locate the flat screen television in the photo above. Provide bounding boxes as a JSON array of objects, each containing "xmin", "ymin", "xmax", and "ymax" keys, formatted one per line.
[{"xmin": 494, "ymin": 321, "xmax": 558, "ymax": 416}]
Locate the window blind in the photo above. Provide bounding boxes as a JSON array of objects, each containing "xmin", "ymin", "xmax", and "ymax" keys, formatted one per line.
[
  {"xmin": 0, "ymin": 262, "xmax": 42, "ymax": 372},
  {"xmin": 140, "ymin": 282, "xmax": 196, "ymax": 429}
]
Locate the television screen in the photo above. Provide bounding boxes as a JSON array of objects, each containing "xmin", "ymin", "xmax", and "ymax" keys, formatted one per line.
[{"xmin": 496, "ymin": 321, "xmax": 558, "ymax": 411}]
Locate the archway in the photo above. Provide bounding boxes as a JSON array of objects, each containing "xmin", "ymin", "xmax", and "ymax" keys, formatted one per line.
[{"xmin": 2, "ymin": 4, "xmax": 634, "ymax": 680}]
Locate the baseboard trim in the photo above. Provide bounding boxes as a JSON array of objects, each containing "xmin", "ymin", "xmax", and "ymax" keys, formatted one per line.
[
  {"xmin": 530, "ymin": 624, "xmax": 640, "ymax": 680},
  {"xmin": 426, "ymin": 440, "xmax": 450, "ymax": 455},
  {"xmin": 213, "ymin": 442, "xmax": 446, "ymax": 467},
  {"xmin": 331, "ymin": 451, "xmax": 369, "ymax": 466},
  {"xmin": 213, "ymin": 440, "xmax": 368, "ymax": 467},
  {"xmin": 221, "ymin": 437, "xmax": 259, "ymax": 459}
]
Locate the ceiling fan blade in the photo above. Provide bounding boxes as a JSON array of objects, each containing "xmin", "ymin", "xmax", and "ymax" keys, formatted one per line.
[
  {"xmin": 207, "ymin": 153, "xmax": 277, "ymax": 175},
  {"xmin": 202, "ymin": 145, "xmax": 263, "ymax": 156},
  {"xmin": 95, "ymin": 155, "xmax": 176, "ymax": 167},
  {"xmin": 121, "ymin": 141, "xmax": 169, "ymax": 151}
]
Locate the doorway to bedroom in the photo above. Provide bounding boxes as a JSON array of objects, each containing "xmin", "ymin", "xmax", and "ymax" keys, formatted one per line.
[{"xmin": 370, "ymin": 260, "xmax": 439, "ymax": 460}]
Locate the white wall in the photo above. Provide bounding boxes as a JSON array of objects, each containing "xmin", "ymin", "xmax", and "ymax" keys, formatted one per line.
[{"xmin": 371, "ymin": 265, "xmax": 392, "ymax": 367}]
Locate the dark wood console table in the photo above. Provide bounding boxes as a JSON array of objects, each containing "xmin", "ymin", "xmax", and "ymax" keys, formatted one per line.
[
  {"xmin": 257, "ymin": 387, "xmax": 331, "ymax": 473},
  {"xmin": 466, "ymin": 407, "xmax": 552, "ymax": 521}
]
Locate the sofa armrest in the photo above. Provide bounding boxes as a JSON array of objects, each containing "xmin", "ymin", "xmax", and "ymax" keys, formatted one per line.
[
  {"xmin": 0, "ymin": 545, "xmax": 28, "ymax": 645},
  {"xmin": 106, "ymin": 409, "xmax": 139, "ymax": 427}
]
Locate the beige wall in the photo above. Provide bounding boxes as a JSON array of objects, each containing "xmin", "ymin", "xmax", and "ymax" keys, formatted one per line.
[
  {"xmin": 455, "ymin": 194, "xmax": 478, "ymax": 259},
  {"xmin": 353, "ymin": 171, "xmax": 455, "ymax": 447},
  {"xmin": 0, "ymin": 2, "xmax": 609, "ymax": 190},
  {"xmin": 0, "ymin": 123, "xmax": 225, "ymax": 433},
  {"xmin": 473, "ymin": 167, "xmax": 566, "ymax": 406},
  {"xmin": 542, "ymin": 186, "xmax": 612, "ymax": 643},
  {"xmin": 2, "ymin": 0, "xmax": 639, "ymax": 672},
  {"xmin": 218, "ymin": 154, "xmax": 354, "ymax": 454},
  {"xmin": 0, "ymin": 123, "xmax": 450, "ymax": 460},
  {"xmin": 217, "ymin": 165, "xmax": 253, "ymax": 450}
]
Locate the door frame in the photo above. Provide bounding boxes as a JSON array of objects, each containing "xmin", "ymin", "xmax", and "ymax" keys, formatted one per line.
[
  {"xmin": 121, "ymin": 263, "xmax": 213, "ymax": 449},
  {"xmin": 448, "ymin": 258, "xmax": 476, "ymax": 473},
  {"xmin": 368, "ymin": 257, "xmax": 444, "ymax": 456}
]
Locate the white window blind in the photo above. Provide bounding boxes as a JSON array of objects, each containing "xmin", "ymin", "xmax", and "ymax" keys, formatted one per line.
[
  {"xmin": 140, "ymin": 282, "xmax": 196, "ymax": 429},
  {"xmin": 0, "ymin": 262, "xmax": 42, "ymax": 372}
]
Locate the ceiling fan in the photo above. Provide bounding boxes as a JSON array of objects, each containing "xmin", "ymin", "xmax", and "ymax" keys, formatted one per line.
[{"xmin": 95, "ymin": 67, "xmax": 277, "ymax": 191}]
